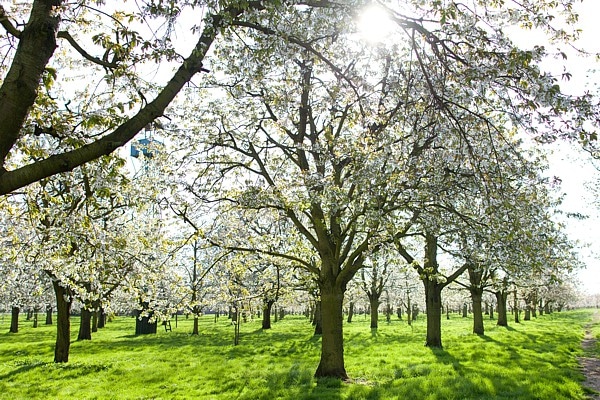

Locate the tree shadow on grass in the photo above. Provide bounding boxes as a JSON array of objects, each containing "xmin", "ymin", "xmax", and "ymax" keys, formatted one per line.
[{"xmin": 0, "ymin": 360, "xmax": 50, "ymax": 381}]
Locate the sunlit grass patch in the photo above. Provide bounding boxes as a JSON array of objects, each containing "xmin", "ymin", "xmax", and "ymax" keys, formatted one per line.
[{"xmin": 0, "ymin": 310, "xmax": 594, "ymax": 399}]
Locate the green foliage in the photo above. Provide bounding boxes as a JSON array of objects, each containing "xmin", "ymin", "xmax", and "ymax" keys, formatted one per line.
[{"xmin": 0, "ymin": 310, "xmax": 593, "ymax": 399}]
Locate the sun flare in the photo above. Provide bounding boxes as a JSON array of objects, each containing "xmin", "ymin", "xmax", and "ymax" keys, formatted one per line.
[{"xmin": 358, "ymin": 5, "xmax": 395, "ymax": 43}]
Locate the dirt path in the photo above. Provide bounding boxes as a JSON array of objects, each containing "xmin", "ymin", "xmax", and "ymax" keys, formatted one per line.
[{"xmin": 580, "ymin": 311, "xmax": 600, "ymax": 399}]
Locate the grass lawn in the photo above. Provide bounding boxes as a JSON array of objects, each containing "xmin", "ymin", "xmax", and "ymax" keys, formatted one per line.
[{"xmin": 0, "ymin": 309, "xmax": 594, "ymax": 399}]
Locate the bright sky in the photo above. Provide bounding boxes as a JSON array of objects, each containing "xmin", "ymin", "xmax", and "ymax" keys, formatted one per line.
[{"xmin": 545, "ymin": 0, "xmax": 600, "ymax": 295}]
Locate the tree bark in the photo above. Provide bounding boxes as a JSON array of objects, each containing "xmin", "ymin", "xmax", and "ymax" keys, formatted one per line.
[
  {"xmin": 77, "ymin": 308, "xmax": 92, "ymax": 340},
  {"xmin": 91, "ymin": 300, "xmax": 100, "ymax": 333},
  {"xmin": 347, "ymin": 301, "xmax": 354, "ymax": 323},
  {"xmin": 467, "ymin": 265, "xmax": 485, "ymax": 335},
  {"xmin": 406, "ymin": 295, "xmax": 412, "ymax": 326},
  {"xmin": 190, "ymin": 305, "xmax": 201, "ymax": 335},
  {"xmin": 385, "ymin": 302, "xmax": 392, "ymax": 323},
  {"xmin": 97, "ymin": 307, "xmax": 106, "ymax": 328},
  {"xmin": 262, "ymin": 299, "xmax": 274, "ymax": 330},
  {"xmin": 53, "ymin": 280, "xmax": 72, "ymax": 363},
  {"xmin": 423, "ymin": 278, "xmax": 443, "ymax": 348},
  {"xmin": 92, "ymin": 310, "xmax": 98, "ymax": 333},
  {"xmin": 470, "ymin": 288, "xmax": 484, "ymax": 335},
  {"xmin": 45, "ymin": 305, "xmax": 52, "ymax": 325},
  {"xmin": 9, "ymin": 306, "xmax": 19, "ymax": 333},
  {"xmin": 495, "ymin": 290, "xmax": 508, "ymax": 327},
  {"xmin": 313, "ymin": 301, "xmax": 322, "ymax": 335},
  {"xmin": 314, "ymin": 285, "xmax": 347, "ymax": 379},
  {"xmin": 513, "ymin": 291, "xmax": 520, "ymax": 323},
  {"xmin": 33, "ymin": 308, "xmax": 39, "ymax": 328},
  {"xmin": 135, "ymin": 303, "xmax": 157, "ymax": 335},
  {"xmin": 0, "ymin": 0, "xmax": 63, "ymax": 165},
  {"xmin": 369, "ymin": 296, "xmax": 380, "ymax": 329}
]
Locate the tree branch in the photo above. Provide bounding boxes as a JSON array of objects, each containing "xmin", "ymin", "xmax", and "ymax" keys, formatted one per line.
[
  {"xmin": 57, "ymin": 30, "xmax": 119, "ymax": 69},
  {"xmin": 0, "ymin": 5, "xmax": 247, "ymax": 195},
  {"xmin": 0, "ymin": 6, "xmax": 21, "ymax": 38}
]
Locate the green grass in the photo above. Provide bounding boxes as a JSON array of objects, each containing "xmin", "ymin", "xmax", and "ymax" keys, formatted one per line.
[
  {"xmin": 587, "ymin": 310, "xmax": 600, "ymax": 358},
  {"xmin": 0, "ymin": 310, "xmax": 594, "ymax": 399}
]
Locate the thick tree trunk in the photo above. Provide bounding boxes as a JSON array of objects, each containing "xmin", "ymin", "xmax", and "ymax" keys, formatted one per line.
[
  {"xmin": 53, "ymin": 280, "xmax": 72, "ymax": 363},
  {"xmin": 315, "ymin": 285, "xmax": 347, "ymax": 379},
  {"xmin": 262, "ymin": 300, "xmax": 274, "ymax": 330},
  {"xmin": 77, "ymin": 308, "xmax": 92, "ymax": 340},
  {"xmin": 9, "ymin": 306, "xmax": 19, "ymax": 333},
  {"xmin": 369, "ymin": 297, "xmax": 380, "ymax": 329},
  {"xmin": 423, "ymin": 279, "xmax": 443, "ymax": 348},
  {"xmin": 495, "ymin": 291, "xmax": 508, "ymax": 327},
  {"xmin": 45, "ymin": 305, "xmax": 53, "ymax": 325},
  {"xmin": 470, "ymin": 288, "xmax": 484, "ymax": 335}
]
